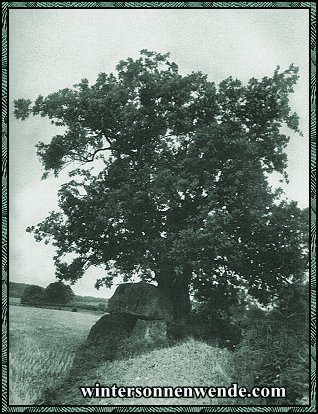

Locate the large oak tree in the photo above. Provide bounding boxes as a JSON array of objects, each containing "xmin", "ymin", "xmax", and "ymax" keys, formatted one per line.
[{"xmin": 15, "ymin": 50, "xmax": 308, "ymax": 321}]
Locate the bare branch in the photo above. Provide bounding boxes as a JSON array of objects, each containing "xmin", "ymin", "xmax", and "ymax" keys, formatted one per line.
[{"xmin": 84, "ymin": 146, "xmax": 112, "ymax": 163}]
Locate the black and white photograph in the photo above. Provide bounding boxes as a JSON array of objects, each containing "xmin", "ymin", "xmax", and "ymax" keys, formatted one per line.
[{"xmin": 5, "ymin": 4, "xmax": 313, "ymax": 409}]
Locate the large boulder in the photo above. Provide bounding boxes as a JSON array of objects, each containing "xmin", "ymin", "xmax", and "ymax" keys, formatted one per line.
[
  {"xmin": 72, "ymin": 314, "xmax": 137, "ymax": 370},
  {"xmin": 86, "ymin": 313, "xmax": 137, "ymax": 349},
  {"xmin": 108, "ymin": 282, "xmax": 173, "ymax": 322},
  {"xmin": 131, "ymin": 319, "xmax": 168, "ymax": 343},
  {"xmin": 117, "ymin": 320, "xmax": 169, "ymax": 358}
]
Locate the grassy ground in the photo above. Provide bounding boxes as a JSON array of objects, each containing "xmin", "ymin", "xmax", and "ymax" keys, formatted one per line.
[
  {"xmin": 9, "ymin": 304, "xmax": 239, "ymax": 406},
  {"xmin": 12, "ymin": 305, "xmax": 298, "ymax": 406},
  {"xmin": 51, "ymin": 339, "xmax": 237, "ymax": 406},
  {"xmin": 8, "ymin": 300, "xmax": 309, "ymax": 407},
  {"xmin": 9, "ymin": 305, "xmax": 100, "ymax": 404}
]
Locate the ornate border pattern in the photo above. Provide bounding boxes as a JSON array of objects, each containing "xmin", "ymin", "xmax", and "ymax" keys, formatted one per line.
[{"xmin": 1, "ymin": 2, "xmax": 316, "ymax": 412}]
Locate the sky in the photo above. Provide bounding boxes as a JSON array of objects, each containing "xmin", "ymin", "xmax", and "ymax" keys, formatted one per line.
[{"xmin": 9, "ymin": 8, "xmax": 310, "ymax": 298}]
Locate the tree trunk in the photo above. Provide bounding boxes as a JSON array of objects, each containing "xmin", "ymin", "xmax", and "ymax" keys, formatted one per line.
[{"xmin": 157, "ymin": 259, "xmax": 192, "ymax": 323}]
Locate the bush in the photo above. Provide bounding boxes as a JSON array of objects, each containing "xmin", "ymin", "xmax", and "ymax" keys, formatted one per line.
[
  {"xmin": 97, "ymin": 302, "xmax": 107, "ymax": 312},
  {"xmin": 21, "ymin": 285, "xmax": 44, "ymax": 305},
  {"xmin": 234, "ymin": 318, "xmax": 308, "ymax": 404},
  {"xmin": 233, "ymin": 284, "xmax": 309, "ymax": 405},
  {"xmin": 185, "ymin": 305, "xmax": 242, "ymax": 347}
]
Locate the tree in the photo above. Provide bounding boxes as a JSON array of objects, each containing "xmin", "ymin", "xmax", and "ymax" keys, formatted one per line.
[
  {"xmin": 15, "ymin": 50, "xmax": 308, "ymax": 322},
  {"xmin": 21, "ymin": 285, "xmax": 44, "ymax": 305},
  {"xmin": 193, "ymin": 201, "xmax": 308, "ymax": 311},
  {"xmin": 42, "ymin": 281, "xmax": 74, "ymax": 305}
]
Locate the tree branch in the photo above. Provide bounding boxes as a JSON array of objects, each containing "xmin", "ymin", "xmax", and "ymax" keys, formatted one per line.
[{"xmin": 84, "ymin": 146, "xmax": 112, "ymax": 163}]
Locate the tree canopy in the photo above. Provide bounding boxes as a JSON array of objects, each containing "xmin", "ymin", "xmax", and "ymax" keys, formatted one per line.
[
  {"xmin": 42, "ymin": 281, "xmax": 74, "ymax": 305},
  {"xmin": 20, "ymin": 281, "xmax": 74, "ymax": 305},
  {"xmin": 21, "ymin": 285, "xmax": 45, "ymax": 305},
  {"xmin": 15, "ymin": 50, "xmax": 308, "ymax": 315}
]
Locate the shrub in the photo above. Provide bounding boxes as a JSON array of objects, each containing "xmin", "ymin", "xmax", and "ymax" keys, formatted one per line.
[
  {"xmin": 233, "ymin": 284, "xmax": 309, "ymax": 405},
  {"xmin": 21, "ymin": 285, "xmax": 44, "ymax": 305},
  {"xmin": 97, "ymin": 302, "xmax": 107, "ymax": 312},
  {"xmin": 186, "ymin": 302, "xmax": 243, "ymax": 347}
]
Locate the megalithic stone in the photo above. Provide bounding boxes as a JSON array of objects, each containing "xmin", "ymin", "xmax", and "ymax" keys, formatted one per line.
[{"xmin": 107, "ymin": 282, "xmax": 174, "ymax": 322}]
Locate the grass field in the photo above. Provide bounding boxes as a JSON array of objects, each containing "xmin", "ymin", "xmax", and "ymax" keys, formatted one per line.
[
  {"xmin": 9, "ymin": 304, "xmax": 238, "ymax": 406},
  {"xmin": 53, "ymin": 338, "xmax": 237, "ymax": 406},
  {"xmin": 9, "ymin": 305, "xmax": 100, "ymax": 404},
  {"xmin": 8, "ymin": 301, "xmax": 309, "ymax": 406}
]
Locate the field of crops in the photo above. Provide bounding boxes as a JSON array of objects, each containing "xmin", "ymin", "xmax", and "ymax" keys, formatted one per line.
[{"xmin": 9, "ymin": 305, "xmax": 100, "ymax": 404}]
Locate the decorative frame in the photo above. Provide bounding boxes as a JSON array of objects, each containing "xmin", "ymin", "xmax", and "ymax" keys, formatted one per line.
[{"xmin": 2, "ymin": 2, "xmax": 316, "ymax": 412}]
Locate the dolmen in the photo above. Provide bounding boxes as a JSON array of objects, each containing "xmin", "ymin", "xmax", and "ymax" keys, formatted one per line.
[{"xmin": 75, "ymin": 282, "xmax": 174, "ymax": 368}]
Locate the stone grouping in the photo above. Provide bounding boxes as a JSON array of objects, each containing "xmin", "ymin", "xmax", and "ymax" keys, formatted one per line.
[{"xmin": 75, "ymin": 282, "xmax": 174, "ymax": 368}]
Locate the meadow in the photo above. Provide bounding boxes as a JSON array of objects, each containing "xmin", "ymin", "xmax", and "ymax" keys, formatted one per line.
[
  {"xmin": 52, "ymin": 338, "xmax": 238, "ymax": 406},
  {"xmin": 8, "ymin": 303, "xmax": 308, "ymax": 406},
  {"xmin": 9, "ymin": 305, "xmax": 100, "ymax": 404},
  {"xmin": 9, "ymin": 304, "xmax": 238, "ymax": 406}
]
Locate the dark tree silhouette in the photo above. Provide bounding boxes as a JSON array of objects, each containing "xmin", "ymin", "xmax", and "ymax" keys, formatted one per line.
[
  {"xmin": 21, "ymin": 285, "xmax": 44, "ymax": 305},
  {"xmin": 43, "ymin": 281, "xmax": 74, "ymax": 305},
  {"xmin": 15, "ymin": 50, "xmax": 308, "ymax": 322}
]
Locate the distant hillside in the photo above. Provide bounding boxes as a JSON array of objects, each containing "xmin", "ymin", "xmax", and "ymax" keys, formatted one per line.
[
  {"xmin": 74, "ymin": 294, "xmax": 108, "ymax": 305},
  {"xmin": 9, "ymin": 281, "xmax": 108, "ymax": 306},
  {"xmin": 9, "ymin": 282, "xmax": 39, "ymax": 298}
]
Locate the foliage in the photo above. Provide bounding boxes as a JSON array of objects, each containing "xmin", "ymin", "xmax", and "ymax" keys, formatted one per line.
[
  {"xmin": 15, "ymin": 50, "xmax": 307, "ymax": 309},
  {"xmin": 42, "ymin": 281, "xmax": 74, "ymax": 305},
  {"xmin": 10, "ymin": 281, "xmax": 39, "ymax": 299},
  {"xmin": 192, "ymin": 201, "xmax": 308, "ymax": 326},
  {"xmin": 20, "ymin": 284, "xmax": 45, "ymax": 305},
  {"xmin": 234, "ymin": 282, "xmax": 309, "ymax": 405},
  {"xmin": 71, "ymin": 301, "xmax": 105, "ymax": 312}
]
